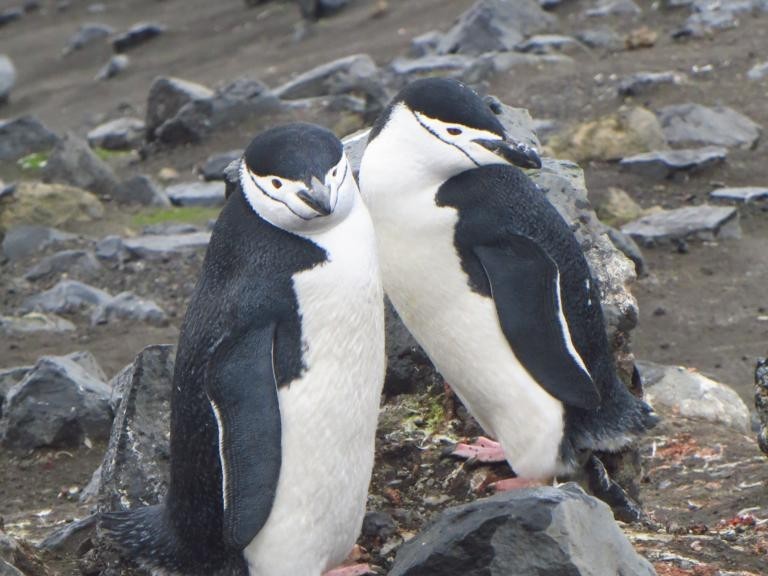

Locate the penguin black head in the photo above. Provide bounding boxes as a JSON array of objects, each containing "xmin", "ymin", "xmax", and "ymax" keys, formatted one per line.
[
  {"xmin": 366, "ymin": 78, "xmax": 541, "ymax": 183},
  {"xmin": 240, "ymin": 123, "xmax": 355, "ymax": 235}
]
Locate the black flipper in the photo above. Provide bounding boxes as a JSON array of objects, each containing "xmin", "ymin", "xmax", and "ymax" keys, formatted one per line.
[
  {"xmin": 205, "ymin": 323, "xmax": 282, "ymax": 550},
  {"xmin": 474, "ymin": 237, "xmax": 601, "ymax": 410}
]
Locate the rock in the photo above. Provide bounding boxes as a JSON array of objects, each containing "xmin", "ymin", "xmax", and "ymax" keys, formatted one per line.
[
  {"xmin": 95, "ymin": 54, "xmax": 129, "ymax": 81},
  {"xmin": 112, "ymin": 22, "xmax": 166, "ymax": 52},
  {"xmin": 166, "ymin": 181, "xmax": 225, "ymax": 206},
  {"xmin": 113, "ymin": 175, "xmax": 170, "ymax": 206},
  {"xmin": 0, "ymin": 8, "xmax": 23, "ymax": 27},
  {"xmin": 198, "ymin": 149, "xmax": 243, "ymax": 181},
  {"xmin": 595, "ymin": 187, "xmax": 645, "ymax": 226},
  {"xmin": 94, "ymin": 235, "xmax": 128, "ymax": 262},
  {"xmin": 142, "ymin": 222, "xmax": 199, "ymax": 235},
  {"xmin": 0, "ymin": 116, "xmax": 59, "ymax": 162},
  {"xmin": 297, "ymin": 0, "xmax": 350, "ymax": 20},
  {"xmin": 0, "ymin": 313, "xmax": 75, "ymax": 335},
  {"xmin": 0, "ymin": 182, "xmax": 104, "ymax": 232},
  {"xmin": 547, "ymin": 107, "xmax": 667, "ymax": 163},
  {"xmin": 87, "ymin": 117, "xmax": 144, "ymax": 150},
  {"xmin": 621, "ymin": 205, "xmax": 740, "ymax": 245},
  {"xmin": 710, "ymin": 186, "xmax": 768, "ymax": 203},
  {"xmin": 618, "ymin": 71, "xmax": 684, "ymax": 96},
  {"xmin": 145, "ymin": 76, "xmax": 214, "ymax": 142},
  {"xmin": 122, "ymin": 232, "xmax": 211, "ymax": 259},
  {"xmin": 606, "ymin": 227, "xmax": 646, "ymax": 276},
  {"xmin": 383, "ymin": 300, "xmax": 436, "ymax": 396},
  {"xmin": 389, "ymin": 54, "xmax": 480, "ymax": 81},
  {"xmin": 673, "ymin": 0, "xmax": 763, "ymax": 38},
  {"xmin": 755, "ymin": 358, "xmax": 768, "ymax": 456},
  {"xmin": 389, "ymin": 483, "xmax": 655, "ymax": 576},
  {"xmin": 42, "ymin": 132, "xmax": 119, "ymax": 197},
  {"xmin": 24, "ymin": 249, "xmax": 101, "ymax": 281},
  {"xmin": 0, "ymin": 529, "xmax": 48, "ymax": 576},
  {"xmin": 87, "ymin": 345, "xmax": 174, "ymax": 510},
  {"xmin": 1, "ymin": 225, "xmax": 77, "ymax": 261},
  {"xmin": 586, "ymin": 0, "xmax": 642, "ymax": 17},
  {"xmin": 21, "ymin": 279, "xmax": 112, "ymax": 314},
  {"xmin": 486, "ymin": 99, "xmax": 542, "ymax": 150},
  {"xmin": 619, "ymin": 146, "xmax": 728, "ymax": 179},
  {"xmin": 0, "ymin": 365, "xmax": 32, "ymax": 400},
  {"xmin": 748, "ymin": 61, "xmax": 768, "ymax": 81},
  {"xmin": 437, "ymin": 0, "xmax": 556, "ymax": 56},
  {"xmin": 658, "ymin": 103, "xmax": 761, "ymax": 149},
  {"xmin": 361, "ymin": 511, "xmax": 397, "ymax": 539},
  {"xmin": 625, "ymin": 26, "xmax": 658, "ymax": 49},
  {"xmin": 0, "ymin": 54, "xmax": 16, "ymax": 104},
  {"xmin": 92, "ymin": 291, "xmax": 167, "ymax": 326},
  {"xmin": 576, "ymin": 28, "xmax": 625, "ymax": 50},
  {"xmin": 515, "ymin": 34, "xmax": 583, "ymax": 54},
  {"xmin": 638, "ymin": 361, "xmax": 750, "ymax": 432},
  {"xmin": 0, "ymin": 352, "xmax": 112, "ymax": 451},
  {"xmin": 409, "ymin": 30, "xmax": 443, "ymax": 58},
  {"xmin": 65, "ymin": 22, "xmax": 113, "ymax": 53}
]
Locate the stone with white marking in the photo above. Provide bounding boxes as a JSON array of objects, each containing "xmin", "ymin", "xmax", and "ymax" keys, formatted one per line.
[{"xmin": 87, "ymin": 117, "xmax": 144, "ymax": 150}]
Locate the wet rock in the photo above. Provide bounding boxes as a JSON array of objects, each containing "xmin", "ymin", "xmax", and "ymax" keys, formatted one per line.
[
  {"xmin": 297, "ymin": 0, "xmax": 350, "ymax": 20},
  {"xmin": 198, "ymin": 149, "xmax": 243, "ymax": 181},
  {"xmin": 65, "ymin": 22, "xmax": 113, "ymax": 53},
  {"xmin": 389, "ymin": 483, "xmax": 655, "ymax": 576},
  {"xmin": 595, "ymin": 186, "xmax": 645, "ymax": 226},
  {"xmin": 166, "ymin": 181, "xmax": 225, "ymax": 207},
  {"xmin": 436, "ymin": 0, "xmax": 556, "ymax": 56},
  {"xmin": 0, "ymin": 115, "xmax": 59, "ymax": 162},
  {"xmin": 710, "ymin": 186, "xmax": 768, "ymax": 203},
  {"xmin": 619, "ymin": 146, "xmax": 728, "ymax": 179},
  {"xmin": 755, "ymin": 358, "xmax": 768, "ymax": 456},
  {"xmin": 24, "ymin": 249, "xmax": 101, "ymax": 281},
  {"xmin": 409, "ymin": 30, "xmax": 443, "ymax": 58},
  {"xmin": 658, "ymin": 103, "xmax": 761, "ymax": 149},
  {"xmin": 0, "ymin": 54, "xmax": 16, "ymax": 104},
  {"xmin": 0, "ymin": 8, "xmax": 23, "ymax": 27},
  {"xmin": 621, "ymin": 205, "xmax": 740, "ymax": 245},
  {"xmin": 122, "ymin": 232, "xmax": 211, "ymax": 259},
  {"xmin": 618, "ymin": 71, "xmax": 684, "ymax": 96},
  {"xmin": 21, "ymin": 279, "xmax": 112, "ymax": 314},
  {"xmin": 748, "ymin": 61, "xmax": 768, "ymax": 81},
  {"xmin": 95, "ymin": 54, "xmax": 129, "ymax": 81},
  {"xmin": 638, "ymin": 361, "xmax": 750, "ymax": 432},
  {"xmin": 145, "ymin": 76, "xmax": 214, "ymax": 142},
  {"xmin": 0, "ymin": 182, "xmax": 104, "ymax": 232},
  {"xmin": 113, "ymin": 175, "xmax": 170, "ymax": 207},
  {"xmin": 576, "ymin": 28, "xmax": 625, "ymax": 50},
  {"xmin": 87, "ymin": 117, "xmax": 144, "ymax": 150},
  {"xmin": 42, "ymin": 132, "xmax": 119, "ymax": 197},
  {"xmin": 112, "ymin": 22, "xmax": 166, "ymax": 53},
  {"xmin": 515, "ymin": 34, "xmax": 582, "ymax": 54},
  {"xmin": 1, "ymin": 225, "xmax": 77, "ymax": 261},
  {"xmin": 586, "ymin": 0, "xmax": 642, "ymax": 17},
  {"xmin": 547, "ymin": 107, "xmax": 667, "ymax": 163},
  {"xmin": 0, "ymin": 352, "xmax": 112, "ymax": 451},
  {"xmin": 92, "ymin": 292, "xmax": 167, "ymax": 326},
  {"xmin": 86, "ymin": 345, "xmax": 174, "ymax": 510},
  {"xmin": 0, "ymin": 313, "xmax": 76, "ymax": 335}
]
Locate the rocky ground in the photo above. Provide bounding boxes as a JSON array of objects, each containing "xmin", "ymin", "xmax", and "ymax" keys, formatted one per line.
[{"xmin": 1, "ymin": 0, "xmax": 768, "ymax": 574}]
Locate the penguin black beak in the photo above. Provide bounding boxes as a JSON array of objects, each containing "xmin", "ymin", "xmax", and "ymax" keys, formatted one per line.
[
  {"xmin": 474, "ymin": 138, "xmax": 542, "ymax": 170},
  {"xmin": 297, "ymin": 176, "xmax": 333, "ymax": 216}
]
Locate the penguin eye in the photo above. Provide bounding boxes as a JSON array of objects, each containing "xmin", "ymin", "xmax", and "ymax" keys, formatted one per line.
[
  {"xmin": 447, "ymin": 127, "xmax": 463, "ymax": 136},
  {"xmin": 271, "ymin": 178, "xmax": 282, "ymax": 189},
  {"xmin": 332, "ymin": 167, "xmax": 338, "ymax": 177}
]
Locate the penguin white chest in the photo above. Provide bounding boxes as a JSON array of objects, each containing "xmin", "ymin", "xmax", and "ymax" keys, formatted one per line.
[
  {"xmin": 243, "ymin": 203, "xmax": 385, "ymax": 575},
  {"xmin": 372, "ymin": 190, "xmax": 565, "ymax": 480}
]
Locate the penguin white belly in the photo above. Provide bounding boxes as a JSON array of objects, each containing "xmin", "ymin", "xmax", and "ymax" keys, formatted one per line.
[
  {"xmin": 244, "ymin": 202, "xmax": 385, "ymax": 576},
  {"xmin": 376, "ymin": 200, "xmax": 564, "ymax": 480}
]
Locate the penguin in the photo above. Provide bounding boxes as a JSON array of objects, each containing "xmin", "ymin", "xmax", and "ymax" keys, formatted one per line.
[
  {"xmin": 101, "ymin": 123, "xmax": 385, "ymax": 576},
  {"xmin": 358, "ymin": 78, "xmax": 656, "ymax": 501}
]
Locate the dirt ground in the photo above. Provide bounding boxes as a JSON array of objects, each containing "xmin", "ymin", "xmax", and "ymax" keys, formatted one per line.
[{"xmin": 1, "ymin": 0, "xmax": 767, "ymax": 574}]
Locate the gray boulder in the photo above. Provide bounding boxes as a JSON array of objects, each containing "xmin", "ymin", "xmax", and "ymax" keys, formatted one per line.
[
  {"xmin": 21, "ymin": 279, "xmax": 112, "ymax": 314},
  {"xmin": 87, "ymin": 117, "xmax": 145, "ymax": 150},
  {"xmin": 0, "ymin": 116, "xmax": 59, "ymax": 162},
  {"xmin": 657, "ymin": 103, "xmax": 761, "ymax": 149},
  {"xmin": 166, "ymin": 181, "xmax": 225, "ymax": 206},
  {"xmin": 437, "ymin": 0, "xmax": 556, "ymax": 56},
  {"xmin": 145, "ymin": 76, "xmax": 214, "ymax": 142},
  {"xmin": 112, "ymin": 22, "xmax": 166, "ymax": 53},
  {"xmin": 95, "ymin": 235, "xmax": 129, "ymax": 262},
  {"xmin": 576, "ymin": 28, "xmax": 625, "ymax": 50},
  {"xmin": 65, "ymin": 22, "xmax": 113, "ymax": 52},
  {"xmin": 113, "ymin": 175, "xmax": 170, "ymax": 206},
  {"xmin": 1, "ymin": 225, "xmax": 76, "ymax": 261},
  {"xmin": 142, "ymin": 222, "xmax": 200, "ymax": 235},
  {"xmin": 748, "ymin": 61, "xmax": 768, "ymax": 81},
  {"xmin": 42, "ymin": 132, "xmax": 119, "ymax": 197},
  {"xmin": 91, "ymin": 291, "xmax": 167, "ymax": 326},
  {"xmin": 586, "ymin": 0, "xmax": 642, "ymax": 17},
  {"xmin": 618, "ymin": 71, "xmax": 684, "ymax": 96},
  {"xmin": 0, "ymin": 366, "xmax": 32, "ymax": 418},
  {"xmin": 755, "ymin": 358, "xmax": 768, "ymax": 456},
  {"xmin": 619, "ymin": 146, "xmax": 727, "ymax": 179},
  {"xmin": 123, "ymin": 232, "xmax": 211, "ymax": 259},
  {"xmin": 0, "ymin": 313, "xmax": 76, "ymax": 335},
  {"xmin": 95, "ymin": 54, "xmax": 129, "ymax": 81},
  {"xmin": 0, "ymin": 7, "xmax": 23, "ymax": 27},
  {"xmin": 710, "ymin": 186, "xmax": 768, "ymax": 203},
  {"xmin": 409, "ymin": 30, "xmax": 443, "ymax": 58},
  {"xmin": 674, "ymin": 0, "xmax": 766, "ymax": 38},
  {"xmin": 23, "ymin": 249, "xmax": 101, "ymax": 281},
  {"xmin": 0, "ymin": 54, "xmax": 16, "ymax": 104},
  {"xmin": 0, "ymin": 352, "xmax": 113, "ymax": 451},
  {"xmin": 199, "ymin": 149, "xmax": 243, "ymax": 181},
  {"xmin": 621, "ymin": 205, "xmax": 740, "ymax": 246},
  {"xmin": 389, "ymin": 483, "xmax": 656, "ymax": 576},
  {"xmin": 297, "ymin": 0, "xmax": 350, "ymax": 20}
]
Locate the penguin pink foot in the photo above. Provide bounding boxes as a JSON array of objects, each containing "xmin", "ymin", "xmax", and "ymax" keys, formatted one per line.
[
  {"xmin": 451, "ymin": 436, "xmax": 506, "ymax": 463},
  {"xmin": 323, "ymin": 563, "xmax": 375, "ymax": 576},
  {"xmin": 489, "ymin": 477, "xmax": 545, "ymax": 492}
]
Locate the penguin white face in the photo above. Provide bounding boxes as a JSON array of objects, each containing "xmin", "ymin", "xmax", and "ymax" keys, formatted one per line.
[{"xmin": 239, "ymin": 123, "xmax": 356, "ymax": 236}]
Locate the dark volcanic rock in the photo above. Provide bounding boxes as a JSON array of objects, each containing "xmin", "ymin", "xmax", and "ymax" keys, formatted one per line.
[
  {"xmin": 606, "ymin": 226, "xmax": 646, "ymax": 276},
  {"xmin": 145, "ymin": 76, "xmax": 214, "ymax": 142},
  {"xmin": 437, "ymin": 0, "xmax": 556, "ymax": 56},
  {"xmin": 42, "ymin": 132, "xmax": 119, "ymax": 197},
  {"xmin": 1, "ymin": 225, "xmax": 76, "ymax": 261},
  {"xmin": 65, "ymin": 22, "xmax": 113, "ymax": 53},
  {"xmin": 389, "ymin": 484, "xmax": 655, "ymax": 576},
  {"xmin": 112, "ymin": 22, "xmax": 166, "ymax": 53},
  {"xmin": 0, "ymin": 116, "xmax": 59, "ymax": 162},
  {"xmin": 86, "ymin": 345, "xmax": 174, "ymax": 510},
  {"xmin": 95, "ymin": 54, "xmax": 129, "ymax": 81},
  {"xmin": 618, "ymin": 71, "xmax": 683, "ymax": 96},
  {"xmin": 23, "ymin": 249, "xmax": 101, "ymax": 281},
  {"xmin": 0, "ymin": 8, "xmax": 23, "ymax": 27},
  {"xmin": 384, "ymin": 300, "xmax": 435, "ymax": 396},
  {"xmin": 621, "ymin": 205, "xmax": 741, "ymax": 246},
  {"xmin": 198, "ymin": 149, "xmax": 243, "ymax": 181},
  {"xmin": 756, "ymin": 358, "xmax": 768, "ymax": 456},
  {"xmin": 0, "ymin": 54, "xmax": 16, "ymax": 104},
  {"xmin": 409, "ymin": 30, "xmax": 443, "ymax": 57},
  {"xmin": 657, "ymin": 103, "xmax": 761, "ymax": 149},
  {"xmin": 0, "ymin": 352, "xmax": 112, "ymax": 451},
  {"xmin": 297, "ymin": 0, "xmax": 350, "ymax": 20},
  {"xmin": 166, "ymin": 181, "xmax": 225, "ymax": 206},
  {"xmin": 515, "ymin": 34, "xmax": 581, "ymax": 54},
  {"xmin": 619, "ymin": 146, "xmax": 727, "ymax": 179},
  {"xmin": 113, "ymin": 175, "xmax": 170, "ymax": 206},
  {"xmin": 87, "ymin": 117, "xmax": 144, "ymax": 150}
]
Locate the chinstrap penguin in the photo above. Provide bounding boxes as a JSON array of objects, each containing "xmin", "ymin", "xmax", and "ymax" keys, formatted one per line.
[
  {"xmin": 101, "ymin": 123, "xmax": 385, "ymax": 576},
  {"xmin": 359, "ymin": 78, "xmax": 656, "ymax": 507}
]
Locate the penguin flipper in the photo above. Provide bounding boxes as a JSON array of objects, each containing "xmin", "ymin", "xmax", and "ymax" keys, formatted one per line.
[
  {"xmin": 474, "ymin": 238, "xmax": 601, "ymax": 409},
  {"xmin": 205, "ymin": 323, "xmax": 281, "ymax": 550}
]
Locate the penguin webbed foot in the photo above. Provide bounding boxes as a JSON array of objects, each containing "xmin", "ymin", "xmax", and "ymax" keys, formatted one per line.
[
  {"xmin": 447, "ymin": 436, "xmax": 506, "ymax": 464},
  {"xmin": 323, "ymin": 563, "xmax": 377, "ymax": 576},
  {"xmin": 489, "ymin": 477, "xmax": 546, "ymax": 492}
]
